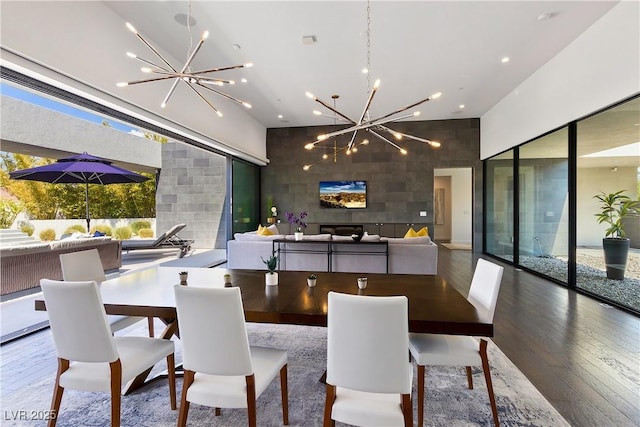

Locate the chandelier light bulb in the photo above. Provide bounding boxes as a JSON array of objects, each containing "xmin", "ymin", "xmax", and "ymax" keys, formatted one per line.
[
  {"xmin": 362, "ymin": 139, "xmax": 369, "ymax": 145},
  {"xmin": 141, "ymin": 67, "xmax": 152, "ymax": 73},
  {"xmin": 242, "ymin": 102, "xmax": 252, "ymax": 109},
  {"xmin": 322, "ymin": 154, "xmax": 329, "ymax": 159},
  {"xmin": 116, "ymin": 82, "xmax": 128, "ymax": 87},
  {"xmin": 431, "ymin": 141, "xmax": 441, "ymax": 148},
  {"xmin": 126, "ymin": 22, "xmax": 137, "ymax": 34},
  {"xmin": 431, "ymin": 92, "xmax": 442, "ymax": 99},
  {"xmin": 244, "ymin": 62, "xmax": 254, "ymax": 68},
  {"xmin": 373, "ymin": 79, "xmax": 381, "ymax": 88},
  {"xmin": 304, "ymin": 143, "xmax": 314, "ymax": 150},
  {"xmin": 317, "ymin": 134, "xmax": 328, "ymax": 141},
  {"xmin": 306, "ymin": 91, "xmax": 316, "ymax": 100},
  {"xmin": 161, "ymin": 101, "xmax": 167, "ymax": 108},
  {"xmin": 413, "ymin": 111, "xmax": 421, "ymax": 117},
  {"xmin": 303, "ymin": 165, "xmax": 311, "ymax": 171},
  {"xmin": 216, "ymin": 111, "xmax": 223, "ymax": 117},
  {"xmin": 362, "ymin": 68, "xmax": 369, "ymax": 74},
  {"xmin": 346, "ymin": 149, "xmax": 351, "ymax": 155},
  {"xmin": 394, "ymin": 132, "xmax": 402, "ymax": 140},
  {"xmin": 126, "ymin": 52, "xmax": 137, "ymax": 58},
  {"xmin": 229, "ymin": 80, "xmax": 235, "ymax": 85},
  {"xmin": 400, "ymin": 149, "xmax": 408, "ymax": 155},
  {"xmin": 201, "ymin": 31, "xmax": 209, "ymax": 40},
  {"xmin": 352, "ymin": 147, "xmax": 358, "ymax": 153},
  {"xmin": 313, "ymin": 110, "xmax": 322, "ymax": 116}
]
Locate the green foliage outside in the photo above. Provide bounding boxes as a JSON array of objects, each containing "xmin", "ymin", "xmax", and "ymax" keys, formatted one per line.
[
  {"xmin": 138, "ymin": 228, "xmax": 154, "ymax": 238},
  {"xmin": 90, "ymin": 224, "xmax": 113, "ymax": 236},
  {"xmin": 0, "ymin": 198, "xmax": 22, "ymax": 228},
  {"xmin": 0, "ymin": 152, "xmax": 156, "ymax": 221},
  {"xmin": 39, "ymin": 228, "xmax": 56, "ymax": 241},
  {"xmin": 20, "ymin": 223, "xmax": 35, "ymax": 236},
  {"xmin": 130, "ymin": 220, "xmax": 151, "ymax": 234},
  {"xmin": 113, "ymin": 226, "xmax": 132, "ymax": 240},
  {"xmin": 64, "ymin": 224, "xmax": 87, "ymax": 234}
]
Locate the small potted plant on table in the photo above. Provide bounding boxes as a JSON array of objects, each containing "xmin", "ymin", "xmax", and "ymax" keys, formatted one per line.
[
  {"xmin": 593, "ymin": 190, "xmax": 639, "ymax": 280},
  {"xmin": 307, "ymin": 273, "xmax": 317, "ymax": 287},
  {"xmin": 261, "ymin": 252, "xmax": 279, "ymax": 286}
]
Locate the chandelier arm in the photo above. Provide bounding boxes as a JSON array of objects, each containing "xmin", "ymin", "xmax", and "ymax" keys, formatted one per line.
[
  {"xmin": 315, "ymin": 112, "xmax": 351, "ymax": 122},
  {"xmin": 368, "ymin": 96, "xmax": 432, "ymax": 123},
  {"xmin": 347, "ymin": 130, "xmax": 360, "ymax": 151},
  {"xmin": 391, "ymin": 132, "xmax": 440, "ymax": 146},
  {"xmin": 191, "ymin": 64, "xmax": 248, "ymax": 74},
  {"xmin": 130, "ymin": 56, "xmax": 173, "ymax": 73},
  {"xmin": 366, "ymin": 129, "xmax": 405, "ymax": 151},
  {"xmin": 161, "ymin": 79, "xmax": 182, "ymax": 108},
  {"xmin": 129, "ymin": 28, "xmax": 176, "ymax": 72},
  {"xmin": 313, "ymin": 98, "xmax": 356, "ymax": 124},
  {"xmin": 356, "ymin": 82, "xmax": 379, "ymax": 126},
  {"xmin": 183, "ymin": 83, "xmax": 221, "ymax": 114},
  {"xmin": 160, "ymin": 35, "xmax": 207, "ymax": 107},
  {"xmin": 123, "ymin": 75, "xmax": 180, "ymax": 86},
  {"xmin": 195, "ymin": 82, "xmax": 250, "ymax": 106}
]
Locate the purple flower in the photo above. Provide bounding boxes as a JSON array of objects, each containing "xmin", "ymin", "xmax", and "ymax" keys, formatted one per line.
[{"xmin": 285, "ymin": 211, "xmax": 308, "ymax": 230}]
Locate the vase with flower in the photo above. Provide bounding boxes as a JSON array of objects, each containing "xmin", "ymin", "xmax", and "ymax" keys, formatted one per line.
[{"xmin": 285, "ymin": 211, "xmax": 308, "ymax": 240}]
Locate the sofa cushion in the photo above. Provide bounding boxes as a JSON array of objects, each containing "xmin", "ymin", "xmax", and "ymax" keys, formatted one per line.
[
  {"xmin": 417, "ymin": 227, "xmax": 429, "ymax": 237},
  {"xmin": 234, "ymin": 233, "xmax": 285, "ymax": 241},
  {"xmin": 381, "ymin": 236, "xmax": 432, "ymax": 244},
  {"xmin": 403, "ymin": 227, "xmax": 419, "ymax": 238},
  {"xmin": 257, "ymin": 225, "xmax": 274, "ymax": 236}
]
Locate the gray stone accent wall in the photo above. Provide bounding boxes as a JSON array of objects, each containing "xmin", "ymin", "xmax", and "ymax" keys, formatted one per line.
[
  {"xmin": 156, "ymin": 142, "xmax": 227, "ymax": 249},
  {"xmin": 263, "ymin": 119, "xmax": 483, "ymax": 251}
]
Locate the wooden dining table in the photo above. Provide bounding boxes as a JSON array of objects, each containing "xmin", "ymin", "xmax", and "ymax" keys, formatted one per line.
[{"xmin": 35, "ymin": 266, "xmax": 493, "ymax": 392}]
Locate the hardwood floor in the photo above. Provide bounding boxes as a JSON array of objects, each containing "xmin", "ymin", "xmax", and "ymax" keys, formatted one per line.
[{"xmin": 438, "ymin": 247, "xmax": 640, "ymax": 427}]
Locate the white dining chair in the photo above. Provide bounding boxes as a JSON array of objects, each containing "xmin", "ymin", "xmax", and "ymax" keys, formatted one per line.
[
  {"xmin": 173, "ymin": 285, "xmax": 289, "ymax": 427},
  {"xmin": 59, "ymin": 249, "xmax": 153, "ymax": 336},
  {"xmin": 409, "ymin": 258, "xmax": 504, "ymax": 426},
  {"xmin": 40, "ymin": 279, "xmax": 176, "ymax": 427},
  {"xmin": 324, "ymin": 292, "xmax": 413, "ymax": 427}
]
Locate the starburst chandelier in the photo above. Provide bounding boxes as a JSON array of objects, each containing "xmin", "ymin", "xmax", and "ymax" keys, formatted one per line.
[
  {"xmin": 117, "ymin": 1, "xmax": 252, "ymax": 117},
  {"xmin": 302, "ymin": 0, "xmax": 441, "ymax": 171}
]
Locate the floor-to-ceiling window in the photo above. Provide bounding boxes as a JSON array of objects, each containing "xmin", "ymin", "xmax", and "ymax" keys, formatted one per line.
[
  {"xmin": 576, "ymin": 97, "xmax": 640, "ymax": 312},
  {"xmin": 484, "ymin": 95, "xmax": 639, "ymax": 314},
  {"xmin": 518, "ymin": 128, "xmax": 569, "ymax": 282},
  {"xmin": 485, "ymin": 151, "xmax": 514, "ymax": 261}
]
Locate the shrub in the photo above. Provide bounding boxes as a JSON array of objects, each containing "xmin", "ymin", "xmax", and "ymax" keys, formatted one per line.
[
  {"xmin": 20, "ymin": 223, "xmax": 35, "ymax": 236},
  {"xmin": 113, "ymin": 226, "xmax": 133, "ymax": 240},
  {"xmin": 90, "ymin": 224, "xmax": 113, "ymax": 236},
  {"xmin": 39, "ymin": 228, "xmax": 56, "ymax": 241},
  {"xmin": 0, "ymin": 199, "xmax": 21, "ymax": 229},
  {"xmin": 64, "ymin": 224, "xmax": 86, "ymax": 234},
  {"xmin": 137, "ymin": 228, "xmax": 154, "ymax": 238},
  {"xmin": 130, "ymin": 220, "xmax": 151, "ymax": 235}
]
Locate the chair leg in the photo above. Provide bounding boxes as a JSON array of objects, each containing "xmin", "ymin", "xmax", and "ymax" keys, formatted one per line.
[
  {"xmin": 417, "ymin": 364, "xmax": 425, "ymax": 427},
  {"xmin": 466, "ymin": 366, "xmax": 474, "ymax": 389},
  {"xmin": 245, "ymin": 374, "xmax": 257, "ymax": 427},
  {"xmin": 215, "ymin": 408, "xmax": 221, "ymax": 416},
  {"xmin": 280, "ymin": 364, "xmax": 289, "ymax": 425},
  {"xmin": 167, "ymin": 353, "xmax": 177, "ymax": 410},
  {"xmin": 109, "ymin": 361, "xmax": 123, "ymax": 427},
  {"xmin": 480, "ymin": 340, "xmax": 500, "ymax": 427},
  {"xmin": 323, "ymin": 384, "xmax": 336, "ymax": 427},
  {"xmin": 48, "ymin": 358, "xmax": 69, "ymax": 427},
  {"xmin": 147, "ymin": 317, "xmax": 155, "ymax": 337},
  {"xmin": 401, "ymin": 393, "xmax": 413, "ymax": 427},
  {"xmin": 177, "ymin": 370, "xmax": 194, "ymax": 427}
]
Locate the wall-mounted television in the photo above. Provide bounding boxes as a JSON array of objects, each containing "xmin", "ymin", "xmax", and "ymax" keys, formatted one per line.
[{"xmin": 319, "ymin": 180, "xmax": 367, "ymax": 209}]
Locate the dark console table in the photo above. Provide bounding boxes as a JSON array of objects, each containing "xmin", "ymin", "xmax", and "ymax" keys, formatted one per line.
[{"xmin": 272, "ymin": 239, "xmax": 388, "ymax": 273}]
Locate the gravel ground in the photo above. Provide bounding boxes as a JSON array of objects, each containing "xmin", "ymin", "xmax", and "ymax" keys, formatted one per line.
[{"xmin": 509, "ymin": 248, "xmax": 640, "ymax": 312}]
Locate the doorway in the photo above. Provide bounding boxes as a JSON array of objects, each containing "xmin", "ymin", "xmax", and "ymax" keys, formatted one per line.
[{"xmin": 434, "ymin": 168, "xmax": 472, "ymax": 245}]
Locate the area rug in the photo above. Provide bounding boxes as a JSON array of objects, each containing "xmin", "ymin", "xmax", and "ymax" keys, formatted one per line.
[
  {"xmin": 1, "ymin": 323, "xmax": 569, "ymax": 426},
  {"xmin": 441, "ymin": 242, "xmax": 472, "ymax": 251}
]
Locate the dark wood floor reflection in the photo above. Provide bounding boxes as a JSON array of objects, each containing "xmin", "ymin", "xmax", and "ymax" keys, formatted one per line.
[{"xmin": 438, "ymin": 246, "xmax": 639, "ymax": 427}]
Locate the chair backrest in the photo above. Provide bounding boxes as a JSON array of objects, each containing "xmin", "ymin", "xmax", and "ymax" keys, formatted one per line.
[
  {"xmin": 326, "ymin": 292, "xmax": 410, "ymax": 394},
  {"xmin": 153, "ymin": 223, "xmax": 186, "ymax": 245},
  {"xmin": 174, "ymin": 285, "xmax": 252, "ymax": 376},
  {"xmin": 468, "ymin": 258, "xmax": 504, "ymax": 319},
  {"xmin": 60, "ymin": 248, "xmax": 106, "ymax": 283},
  {"xmin": 40, "ymin": 279, "xmax": 118, "ymax": 363}
]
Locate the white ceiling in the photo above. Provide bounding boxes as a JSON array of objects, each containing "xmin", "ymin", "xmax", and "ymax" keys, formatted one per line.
[{"xmin": 98, "ymin": 1, "xmax": 618, "ymax": 129}]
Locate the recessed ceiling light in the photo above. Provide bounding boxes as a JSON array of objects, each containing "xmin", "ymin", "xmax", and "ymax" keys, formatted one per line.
[
  {"xmin": 278, "ymin": 114, "xmax": 283, "ymax": 119},
  {"xmin": 459, "ymin": 104, "xmax": 465, "ymax": 109},
  {"xmin": 232, "ymin": 44, "xmax": 241, "ymax": 50},
  {"xmin": 301, "ymin": 35, "xmax": 317, "ymax": 45},
  {"xmin": 241, "ymin": 78, "xmax": 247, "ymax": 83},
  {"xmin": 537, "ymin": 12, "xmax": 555, "ymax": 22},
  {"xmin": 174, "ymin": 13, "xmax": 196, "ymax": 27},
  {"xmin": 501, "ymin": 57, "xmax": 510, "ymax": 63}
]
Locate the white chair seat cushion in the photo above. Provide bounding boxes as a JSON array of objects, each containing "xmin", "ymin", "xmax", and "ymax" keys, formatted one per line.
[
  {"xmin": 409, "ymin": 333, "xmax": 481, "ymax": 366},
  {"xmin": 332, "ymin": 387, "xmax": 407, "ymax": 427},
  {"xmin": 107, "ymin": 315, "xmax": 145, "ymax": 333},
  {"xmin": 59, "ymin": 336, "xmax": 174, "ymax": 392},
  {"xmin": 187, "ymin": 346, "xmax": 287, "ymax": 408}
]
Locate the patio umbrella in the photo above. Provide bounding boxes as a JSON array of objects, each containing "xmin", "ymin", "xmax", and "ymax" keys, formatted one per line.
[{"xmin": 9, "ymin": 152, "xmax": 149, "ymax": 231}]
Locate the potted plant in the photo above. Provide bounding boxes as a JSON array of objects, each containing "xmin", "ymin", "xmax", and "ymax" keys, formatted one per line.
[
  {"xmin": 307, "ymin": 273, "xmax": 317, "ymax": 287},
  {"xmin": 266, "ymin": 196, "xmax": 277, "ymax": 224},
  {"xmin": 285, "ymin": 211, "xmax": 308, "ymax": 240},
  {"xmin": 179, "ymin": 271, "xmax": 188, "ymax": 286},
  {"xmin": 593, "ymin": 190, "xmax": 640, "ymax": 280},
  {"xmin": 223, "ymin": 273, "xmax": 232, "ymax": 286},
  {"xmin": 261, "ymin": 252, "xmax": 279, "ymax": 286}
]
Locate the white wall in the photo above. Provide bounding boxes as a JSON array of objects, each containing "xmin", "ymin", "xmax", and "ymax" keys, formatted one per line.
[
  {"xmin": 435, "ymin": 168, "xmax": 472, "ymax": 245},
  {"xmin": 481, "ymin": 2, "xmax": 640, "ymax": 159},
  {"xmin": 0, "ymin": 1, "xmax": 267, "ymax": 165}
]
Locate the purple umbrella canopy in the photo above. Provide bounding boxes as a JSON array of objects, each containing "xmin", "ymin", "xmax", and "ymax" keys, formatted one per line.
[{"xmin": 9, "ymin": 152, "xmax": 149, "ymax": 230}]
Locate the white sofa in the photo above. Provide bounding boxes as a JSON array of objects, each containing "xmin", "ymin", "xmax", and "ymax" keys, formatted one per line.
[{"xmin": 226, "ymin": 233, "xmax": 438, "ymax": 274}]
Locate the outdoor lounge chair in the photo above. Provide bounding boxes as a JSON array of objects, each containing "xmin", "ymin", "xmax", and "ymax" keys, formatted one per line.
[{"xmin": 121, "ymin": 223, "xmax": 193, "ymax": 258}]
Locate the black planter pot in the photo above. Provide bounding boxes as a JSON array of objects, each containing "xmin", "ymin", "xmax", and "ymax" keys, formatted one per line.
[{"xmin": 602, "ymin": 238, "xmax": 630, "ymax": 280}]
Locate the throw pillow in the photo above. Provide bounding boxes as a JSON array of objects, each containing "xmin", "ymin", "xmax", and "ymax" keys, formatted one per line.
[
  {"xmin": 417, "ymin": 226, "xmax": 429, "ymax": 237},
  {"xmin": 257, "ymin": 225, "xmax": 274, "ymax": 236},
  {"xmin": 404, "ymin": 227, "xmax": 419, "ymax": 238}
]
